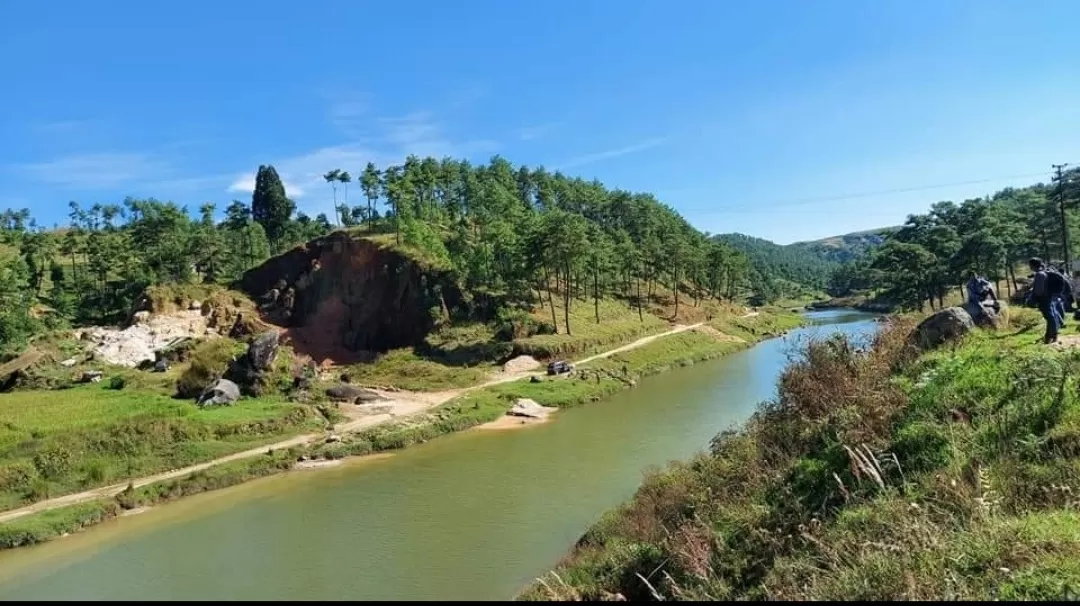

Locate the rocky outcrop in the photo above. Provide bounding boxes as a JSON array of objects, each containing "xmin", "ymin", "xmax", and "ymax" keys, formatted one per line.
[
  {"xmin": 237, "ymin": 232, "xmax": 466, "ymax": 356},
  {"xmin": 223, "ymin": 331, "xmax": 281, "ymax": 396},
  {"xmin": 912, "ymin": 307, "xmax": 974, "ymax": 350}
]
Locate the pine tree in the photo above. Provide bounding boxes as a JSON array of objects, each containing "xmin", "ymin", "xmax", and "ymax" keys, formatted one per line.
[{"xmin": 251, "ymin": 165, "xmax": 295, "ymax": 246}]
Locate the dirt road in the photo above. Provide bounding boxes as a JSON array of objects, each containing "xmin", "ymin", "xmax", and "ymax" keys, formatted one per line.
[{"xmin": 0, "ymin": 321, "xmax": 714, "ymax": 525}]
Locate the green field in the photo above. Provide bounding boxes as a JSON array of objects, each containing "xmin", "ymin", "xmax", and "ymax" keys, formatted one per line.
[{"xmin": 0, "ymin": 382, "xmax": 323, "ymax": 512}]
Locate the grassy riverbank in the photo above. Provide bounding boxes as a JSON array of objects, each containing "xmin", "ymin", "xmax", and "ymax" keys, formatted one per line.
[
  {"xmin": 0, "ymin": 309, "xmax": 804, "ymax": 550},
  {"xmin": 522, "ymin": 307, "xmax": 1080, "ymax": 601}
]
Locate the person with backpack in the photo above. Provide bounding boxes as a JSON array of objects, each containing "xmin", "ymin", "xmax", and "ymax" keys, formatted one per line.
[
  {"xmin": 965, "ymin": 271, "xmax": 998, "ymax": 308},
  {"xmin": 1028, "ymin": 257, "xmax": 1061, "ymax": 344},
  {"xmin": 1047, "ymin": 265, "xmax": 1072, "ymax": 328}
]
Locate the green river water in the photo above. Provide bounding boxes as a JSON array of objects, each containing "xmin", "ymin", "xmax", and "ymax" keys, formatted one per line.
[{"xmin": 0, "ymin": 310, "xmax": 878, "ymax": 601}]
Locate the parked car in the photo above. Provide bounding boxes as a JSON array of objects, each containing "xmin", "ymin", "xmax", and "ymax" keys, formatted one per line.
[{"xmin": 547, "ymin": 360, "xmax": 574, "ymax": 376}]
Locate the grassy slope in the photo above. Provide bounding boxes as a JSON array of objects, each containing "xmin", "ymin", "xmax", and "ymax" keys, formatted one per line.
[
  {"xmin": 335, "ymin": 291, "xmax": 724, "ymax": 393},
  {"xmin": 522, "ymin": 307, "xmax": 1080, "ymax": 601},
  {"xmin": 0, "ymin": 330, "xmax": 327, "ymax": 515},
  {"xmin": 0, "ymin": 309, "xmax": 806, "ymax": 550}
]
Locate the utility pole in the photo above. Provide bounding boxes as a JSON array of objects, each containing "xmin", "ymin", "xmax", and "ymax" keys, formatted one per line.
[{"xmin": 1053, "ymin": 163, "xmax": 1071, "ymax": 276}]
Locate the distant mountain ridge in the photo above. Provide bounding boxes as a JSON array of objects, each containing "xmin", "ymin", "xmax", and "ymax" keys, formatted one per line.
[{"xmin": 789, "ymin": 226, "xmax": 898, "ymax": 264}]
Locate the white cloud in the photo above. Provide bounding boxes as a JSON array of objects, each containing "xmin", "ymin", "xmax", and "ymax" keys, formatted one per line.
[
  {"xmin": 227, "ymin": 173, "xmax": 307, "ymax": 199},
  {"xmin": 11, "ymin": 152, "xmax": 175, "ymax": 189},
  {"xmin": 556, "ymin": 137, "xmax": 668, "ymax": 170},
  {"xmin": 226, "ymin": 107, "xmax": 500, "ymax": 218}
]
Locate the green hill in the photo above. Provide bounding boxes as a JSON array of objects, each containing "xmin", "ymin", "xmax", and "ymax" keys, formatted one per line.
[{"xmin": 791, "ymin": 226, "xmax": 898, "ymax": 263}]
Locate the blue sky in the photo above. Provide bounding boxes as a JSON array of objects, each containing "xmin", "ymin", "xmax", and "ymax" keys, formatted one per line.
[{"xmin": 2, "ymin": 0, "xmax": 1078, "ymax": 244}]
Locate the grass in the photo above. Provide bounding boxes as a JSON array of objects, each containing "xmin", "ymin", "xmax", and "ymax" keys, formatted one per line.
[
  {"xmin": 0, "ymin": 381, "xmax": 324, "ymax": 512},
  {"xmin": 513, "ymin": 297, "xmax": 668, "ymax": 360},
  {"xmin": 337, "ymin": 348, "xmax": 494, "ymax": 392},
  {"xmin": 708, "ymin": 310, "xmax": 805, "ymax": 342},
  {"xmin": 520, "ymin": 307, "xmax": 1080, "ymax": 601}
]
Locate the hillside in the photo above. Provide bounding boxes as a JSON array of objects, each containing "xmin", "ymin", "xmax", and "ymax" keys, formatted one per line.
[
  {"xmin": 523, "ymin": 308, "xmax": 1080, "ymax": 601},
  {"xmin": 790, "ymin": 226, "xmax": 897, "ymax": 263},
  {"xmin": 713, "ymin": 233, "xmax": 841, "ymax": 293}
]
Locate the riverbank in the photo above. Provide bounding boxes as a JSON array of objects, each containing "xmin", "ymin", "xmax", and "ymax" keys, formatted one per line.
[
  {"xmin": 805, "ymin": 294, "xmax": 896, "ymax": 313},
  {"xmin": 0, "ymin": 310, "xmax": 806, "ymax": 551},
  {"xmin": 522, "ymin": 307, "xmax": 1080, "ymax": 601}
]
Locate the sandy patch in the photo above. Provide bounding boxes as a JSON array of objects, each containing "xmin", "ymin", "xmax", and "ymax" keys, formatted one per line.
[
  {"xmin": 293, "ymin": 459, "xmax": 344, "ymax": 470},
  {"xmin": 502, "ymin": 355, "xmax": 542, "ymax": 373},
  {"xmin": 476, "ymin": 414, "xmax": 552, "ymax": 431},
  {"xmin": 293, "ymin": 452, "xmax": 395, "ymax": 471}
]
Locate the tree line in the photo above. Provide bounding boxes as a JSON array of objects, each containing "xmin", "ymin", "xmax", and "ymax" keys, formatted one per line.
[
  {"xmin": 0, "ymin": 156, "xmax": 761, "ymax": 354},
  {"xmin": 831, "ymin": 167, "xmax": 1080, "ymax": 311}
]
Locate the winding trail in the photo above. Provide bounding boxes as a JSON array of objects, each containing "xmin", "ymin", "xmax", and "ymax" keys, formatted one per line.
[{"xmin": 0, "ymin": 321, "xmax": 723, "ymax": 525}]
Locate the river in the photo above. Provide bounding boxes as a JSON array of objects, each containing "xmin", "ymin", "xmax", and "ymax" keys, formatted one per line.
[{"xmin": 0, "ymin": 309, "xmax": 877, "ymax": 601}]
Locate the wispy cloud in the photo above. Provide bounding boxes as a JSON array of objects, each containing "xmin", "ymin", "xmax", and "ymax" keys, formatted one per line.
[
  {"xmin": 31, "ymin": 119, "xmax": 98, "ymax": 135},
  {"xmin": 325, "ymin": 91, "xmax": 371, "ymax": 137},
  {"xmin": 514, "ymin": 122, "xmax": 560, "ymax": 141},
  {"xmin": 556, "ymin": 137, "xmax": 668, "ymax": 170},
  {"xmin": 227, "ymin": 101, "xmax": 500, "ymax": 217},
  {"xmin": 10, "ymin": 152, "xmax": 176, "ymax": 190}
]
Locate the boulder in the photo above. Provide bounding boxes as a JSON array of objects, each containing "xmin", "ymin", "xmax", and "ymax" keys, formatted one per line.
[
  {"xmin": 248, "ymin": 331, "xmax": 280, "ymax": 371},
  {"xmin": 223, "ymin": 331, "xmax": 281, "ymax": 396},
  {"xmin": 912, "ymin": 307, "xmax": 974, "ymax": 350},
  {"xmin": 507, "ymin": 398, "xmax": 557, "ymax": 419},
  {"xmin": 197, "ymin": 378, "xmax": 240, "ymax": 407},
  {"xmin": 962, "ymin": 300, "xmax": 1004, "ymax": 329},
  {"xmin": 325, "ymin": 384, "xmax": 383, "ymax": 402},
  {"xmin": 81, "ymin": 370, "xmax": 105, "ymax": 383}
]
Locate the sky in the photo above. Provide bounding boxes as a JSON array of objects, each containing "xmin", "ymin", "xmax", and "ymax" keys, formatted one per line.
[{"xmin": 2, "ymin": 0, "xmax": 1079, "ymax": 244}]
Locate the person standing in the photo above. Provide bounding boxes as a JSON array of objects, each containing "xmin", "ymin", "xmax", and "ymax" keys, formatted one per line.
[{"xmin": 1027, "ymin": 257, "xmax": 1059, "ymax": 344}]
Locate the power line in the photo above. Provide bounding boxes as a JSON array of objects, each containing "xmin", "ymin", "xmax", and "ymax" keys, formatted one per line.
[
  {"xmin": 1053, "ymin": 163, "xmax": 1071, "ymax": 272},
  {"xmin": 682, "ymin": 167, "xmax": 1069, "ymax": 213}
]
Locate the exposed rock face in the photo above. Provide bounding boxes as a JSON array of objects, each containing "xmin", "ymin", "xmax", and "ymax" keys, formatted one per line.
[
  {"xmin": 912, "ymin": 307, "xmax": 974, "ymax": 350},
  {"xmin": 238, "ymin": 232, "xmax": 465, "ymax": 356},
  {"xmin": 197, "ymin": 378, "xmax": 240, "ymax": 407}
]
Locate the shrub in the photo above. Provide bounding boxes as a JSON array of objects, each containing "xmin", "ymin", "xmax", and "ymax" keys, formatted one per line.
[{"xmin": 176, "ymin": 339, "xmax": 244, "ymax": 398}]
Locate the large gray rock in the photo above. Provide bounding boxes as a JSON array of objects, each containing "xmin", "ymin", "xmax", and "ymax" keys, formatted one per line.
[
  {"xmin": 962, "ymin": 300, "xmax": 1004, "ymax": 329},
  {"xmin": 248, "ymin": 331, "xmax": 280, "ymax": 371},
  {"xmin": 197, "ymin": 378, "xmax": 240, "ymax": 407},
  {"xmin": 325, "ymin": 384, "xmax": 384, "ymax": 403},
  {"xmin": 912, "ymin": 307, "xmax": 974, "ymax": 350},
  {"xmin": 223, "ymin": 331, "xmax": 281, "ymax": 396}
]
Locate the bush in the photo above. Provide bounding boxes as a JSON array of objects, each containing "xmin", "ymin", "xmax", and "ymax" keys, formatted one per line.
[
  {"xmin": 106, "ymin": 376, "xmax": 126, "ymax": 390},
  {"xmin": 176, "ymin": 339, "xmax": 244, "ymax": 398},
  {"xmin": 494, "ymin": 307, "xmax": 556, "ymax": 341}
]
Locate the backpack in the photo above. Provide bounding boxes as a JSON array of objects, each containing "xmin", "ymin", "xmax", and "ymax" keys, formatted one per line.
[{"xmin": 1047, "ymin": 269, "xmax": 1072, "ymax": 297}]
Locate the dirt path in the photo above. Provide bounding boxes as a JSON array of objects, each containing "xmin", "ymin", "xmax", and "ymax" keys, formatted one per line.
[{"xmin": 0, "ymin": 322, "xmax": 714, "ymax": 525}]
